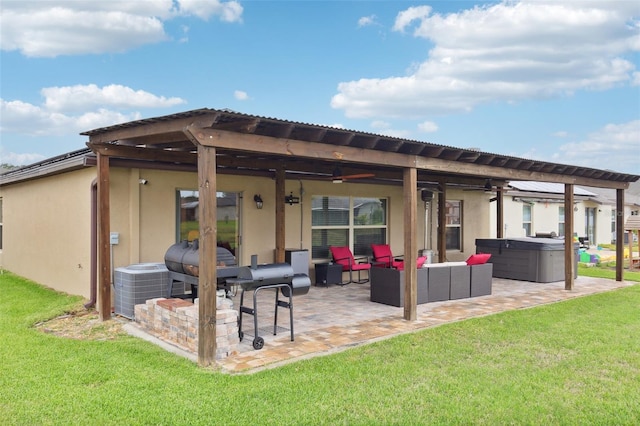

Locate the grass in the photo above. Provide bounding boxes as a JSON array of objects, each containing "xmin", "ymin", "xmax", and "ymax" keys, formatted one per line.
[
  {"xmin": 578, "ymin": 263, "xmax": 640, "ymax": 281},
  {"xmin": 1, "ymin": 271, "xmax": 640, "ymax": 425}
]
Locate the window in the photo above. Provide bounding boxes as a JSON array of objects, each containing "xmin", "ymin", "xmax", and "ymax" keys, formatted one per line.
[
  {"xmin": 558, "ymin": 206, "xmax": 565, "ymax": 237},
  {"xmin": 445, "ymin": 200, "xmax": 462, "ymax": 251},
  {"xmin": 523, "ymin": 204, "xmax": 532, "ymax": 237},
  {"xmin": 585, "ymin": 207, "xmax": 596, "ymax": 244},
  {"xmin": 176, "ymin": 190, "xmax": 241, "ymax": 256},
  {"xmin": 311, "ymin": 196, "xmax": 387, "ymax": 259}
]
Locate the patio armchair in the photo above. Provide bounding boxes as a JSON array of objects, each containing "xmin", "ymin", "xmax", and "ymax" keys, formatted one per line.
[
  {"xmin": 329, "ymin": 246, "xmax": 371, "ymax": 284},
  {"xmin": 371, "ymin": 244, "xmax": 405, "ymax": 270},
  {"xmin": 371, "ymin": 244, "xmax": 428, "ymax": 271}
]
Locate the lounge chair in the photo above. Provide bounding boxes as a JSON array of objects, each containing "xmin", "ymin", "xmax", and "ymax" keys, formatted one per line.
[{"xmin": 329, "ymin": 246, "xmax": 371, "ymax": 284}]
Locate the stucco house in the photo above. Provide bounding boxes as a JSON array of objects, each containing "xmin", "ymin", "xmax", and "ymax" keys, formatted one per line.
[
  {"xmin": 1, "ymin": 108, "xmax": 637, "ymax": 365},
  {"xmin": 490, "ymin": 181, "xmax": 640, "ymax": 247}
]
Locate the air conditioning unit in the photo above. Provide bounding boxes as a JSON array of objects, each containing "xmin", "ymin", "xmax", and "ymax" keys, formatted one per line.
[{"xmin": 114, "ymin": 263, "xmax": 180, "ymax": 319}]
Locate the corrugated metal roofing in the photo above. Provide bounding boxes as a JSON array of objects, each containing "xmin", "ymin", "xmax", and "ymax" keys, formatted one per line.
[
  {"xmin": 509, "ymin": 181, "xmax": 597, "ymax": 196},
  {"xmin": 81, "ymin": 108, "xmax": 639, "ymax": 185}
]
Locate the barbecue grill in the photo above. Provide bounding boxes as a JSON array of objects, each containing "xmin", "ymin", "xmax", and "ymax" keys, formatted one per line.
[
  {"xmin": 164, "ymin": 240, "xmax": 240, "ymax": 300},
  {"xmin": 235, "ymin": 258, "xmax": 310, "ymax": 350}
]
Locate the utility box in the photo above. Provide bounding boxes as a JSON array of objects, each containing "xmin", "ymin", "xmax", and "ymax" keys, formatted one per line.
[
  {"xmin": 285, "ymin": 249, "xmax": 309, "ymax": 275},
  {"xmin": 475, "ymin": 238, "xmax": 578, "ymax": 283}
]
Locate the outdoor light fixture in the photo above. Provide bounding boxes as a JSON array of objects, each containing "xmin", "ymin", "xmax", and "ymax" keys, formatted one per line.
[
  {"xmin": 484, "ymin": 179, "xmax": 492, "ymax": 190},
  {"xmin": 139, "ymin": 179, "xmax": 148, "ymax": 185},
  {"xmin": 284, "ymin": 191, "xmax": 300, "ymax": 205},
  {"xmin": 253, "ymin": 194, "xmax": 263, "ymax": 209},
  {"xmin": 332, "ymin": 166, "xmax": 343, "ymax": 184}
]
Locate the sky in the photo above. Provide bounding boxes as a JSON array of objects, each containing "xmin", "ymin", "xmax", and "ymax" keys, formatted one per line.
[{"xmin": 1, "ymin": 0, "xmax": 639, "ymax": 175}]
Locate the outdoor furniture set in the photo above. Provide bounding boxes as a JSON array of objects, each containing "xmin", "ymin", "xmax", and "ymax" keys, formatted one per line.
[{"xmin": 327, "ymin": 244, "xmax": 493, "ymax": 308}]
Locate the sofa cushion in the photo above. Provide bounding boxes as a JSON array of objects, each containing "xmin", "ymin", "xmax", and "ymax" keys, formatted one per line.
[{"xmin": 466, "ymin": 253, "xmax": 492, "ymax": 265}]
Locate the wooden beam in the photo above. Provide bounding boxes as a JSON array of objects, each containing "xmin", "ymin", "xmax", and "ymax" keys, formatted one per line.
[
  {"xmin": 197, "ymin": 145, "xmax": 218, "ymax": 366},
  {"xmin": 185, "ymin": 126, "xmax": 417, "ymax": 169},
  {"xmin": 97, "ymin": 153, "xmax": 111, "ymax": 321},
  {"xmin": 564, "ymin": 184, "xmax": 575, "ymax": 290},
  {"xmin": 437, "ymin": 182, "xmax": 447, "ymax": 263},
  {"xmin": 89, "ymin": 143, "xmax": 197, "ymax": 164},
  {"xmin": 85, "ymin": 112, "xmax": 219, "ymax": 144},
  {"xmin": 616, "ymin": 189, "xmax": 624, "ymax": 281},
  {"xmin": 403, "ymin": 167, "xmax": 418, "ymax": 321},
  {"xmin": 275, "ymin": 166, "xmax": 286, "ymax": 263},
  {"xmin": 186, "ymin": 126, "xmax": 632, "ymax": 189},
  {"xmin": 496, "ymin": 186, "xmax": 504, "ymax": 238}
]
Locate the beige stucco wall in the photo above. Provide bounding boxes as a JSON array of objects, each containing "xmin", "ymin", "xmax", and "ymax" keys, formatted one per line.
[
  {"xmin": 0, "ymin": 167, "xmax": 95, "ymax": 297},
  {"xmin": 443, "ymin": 189, "xmax": 492, "ymax": 262}
]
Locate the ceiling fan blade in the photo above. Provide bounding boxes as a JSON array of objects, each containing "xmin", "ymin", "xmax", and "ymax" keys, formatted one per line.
[{"xmin": 342, "ymin": 173, "xmax": 375, "ymax": 180}]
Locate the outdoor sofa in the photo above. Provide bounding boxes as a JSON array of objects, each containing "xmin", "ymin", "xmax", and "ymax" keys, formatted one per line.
[{"xmin": 370, "ymin": 255, "xmax": 493, "ymax": 307}]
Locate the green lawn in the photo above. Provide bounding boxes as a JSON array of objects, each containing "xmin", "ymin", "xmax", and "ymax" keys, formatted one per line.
[{"xmin": 1, "ymin": 271, "xmax": 639, "ymax": 425}]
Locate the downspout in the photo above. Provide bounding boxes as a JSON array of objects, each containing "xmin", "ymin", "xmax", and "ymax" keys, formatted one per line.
[{"xmin": 84, "ymin": 178, "xmax": 98, "ymax": 309}]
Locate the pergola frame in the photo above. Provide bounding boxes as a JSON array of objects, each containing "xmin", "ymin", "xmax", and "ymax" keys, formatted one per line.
[{"xmin": 84, "ymin": 108, "xmax": 637, "ymax": 366}]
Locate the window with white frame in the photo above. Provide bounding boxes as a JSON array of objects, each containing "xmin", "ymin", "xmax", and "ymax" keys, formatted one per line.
[
  {"xmin": 445, "ymin": 200, "xmax": 462, "ymax": 251},
  {"xmin": 523, "ymin": 204, "xmax": 532, "ymax": 236},
  {"xmin": 311, "ymin": 196, "xmax": 387, "ymax": 259},
  {"xmin": 558, "ymin": 206, "xmax": 565, "ymax": 237}
]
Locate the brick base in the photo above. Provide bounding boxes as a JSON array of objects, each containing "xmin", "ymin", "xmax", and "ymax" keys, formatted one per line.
[{"xmin": 134, "ymin": 297, "xmax": 239, "ymax": 359}]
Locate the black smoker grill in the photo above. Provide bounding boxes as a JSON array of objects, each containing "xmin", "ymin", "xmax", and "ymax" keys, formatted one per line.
[
  {"xmin": 164, "ymin": 240, "xmax": 241, "ymax": 300},
  {"xmin": 235, "ymin": 257, "xmax": 311, "ymax": 350}
]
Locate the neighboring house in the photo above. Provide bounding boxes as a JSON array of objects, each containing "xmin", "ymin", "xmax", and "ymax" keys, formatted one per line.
[{"xmin": 490, "ymin": 181, "xmax": 640, "ymax": 247}]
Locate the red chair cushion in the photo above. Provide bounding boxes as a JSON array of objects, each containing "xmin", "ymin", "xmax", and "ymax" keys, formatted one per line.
[
  {"xmin": 371, "ymin": 244, "xmax": 393, "ymax": 266},
  {"xmin": 466, "ymin": 253, "xmax": 491, "ymax": 265},
  {"xmin": 330, "ymin": 246, "xmax": 355, "ymax": 271}
]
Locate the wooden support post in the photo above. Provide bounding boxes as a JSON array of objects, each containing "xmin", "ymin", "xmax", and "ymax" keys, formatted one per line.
[
  {"xmin": 97, "ymin": 152, "xmax": 111, "ymax": 321},
  {"xmin": 403, "ymin": 167, "xmax": 417, "ymax": 321},
  {"xmin": 197, "ymin": 145, "xmax": 218, "ymax": 366},
  {"xmin": 564, "ymin": 184, "xmax": 574, "ymax": 290},
  {"xmin": 437, "ymin": 182, "xmax": 447, "ymax": 263},
  {"xmin": 616, "ymin": 189, "xmax": 624, "ymax": 281},
  {"xmin": 275, "ymin": 166, "xmax": 286, "ymax": 263},
  {"xmin": 496, "ymin": 186, "xmax": 504, "ymax": 238}
]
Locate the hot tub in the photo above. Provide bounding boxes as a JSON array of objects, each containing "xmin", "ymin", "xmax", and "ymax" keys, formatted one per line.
[{"xmin": 475, "ymin": 238, "xmax": 578, "ymax": 283}]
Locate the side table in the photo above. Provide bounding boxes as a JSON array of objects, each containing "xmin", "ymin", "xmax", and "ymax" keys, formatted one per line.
[{"xmin": 314, "ymin": 263, "xmax": 343, "ymax": 286}]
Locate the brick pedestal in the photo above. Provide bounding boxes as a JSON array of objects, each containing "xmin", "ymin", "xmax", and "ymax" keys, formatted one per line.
[{"xmin": 134, "ymin": 297, "xmax": 239, "ymax": 360}]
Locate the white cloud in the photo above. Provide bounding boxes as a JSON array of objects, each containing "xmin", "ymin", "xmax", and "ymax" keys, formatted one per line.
[
  {"xmin": 178, "ymin": 0, "xmax": 243, "ymax": 22},
  {"xmin": 1, "ymin": 83, "xmax": 182, "ymax": 137},
  {"xmin": 0, "ymin": 0, "xmax": 243, "ymax": 57},
  {"xmin": 553, "ymin": 120, "xmax": 640, "ymax": 174},
  {"xmin": 234, "ymin": 90, "xmax": 249, "ymax": 101},
  {"xmin": 0, "ymin": 147, "xmax": 46, "ymax": 166},
  {"xmin": 42, "ymin": 84, "xmax": 185, "ymax": 112},
  {"xmin": 0, "ymin": 98, "xmax": 141, "ymax": 137},
  {"xmin": 392, "ymin": 6, "xmax": 432, "ymax": 33},
  {"xmin": 332, "ymin": 1, "xmax": 639, "ymax": 119},
  {"xmin": 370, "ymin": 120, "xmax": 390, "ymax": 129},
  {"xmin": 418, "ymin": 120, "xmax": 438, "ymax": 133},
  {"xmin": 358, "ymin": 15, "xmax": 378, "ymax": 28},
  {"xmin": 553, "ymin": 131, "xmax": 569, "ymax": 138}
]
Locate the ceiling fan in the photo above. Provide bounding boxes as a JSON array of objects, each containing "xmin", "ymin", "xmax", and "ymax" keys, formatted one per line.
[{"xmin": 329, "ymin": 166, "xmax": 374, "ymax": 183}]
